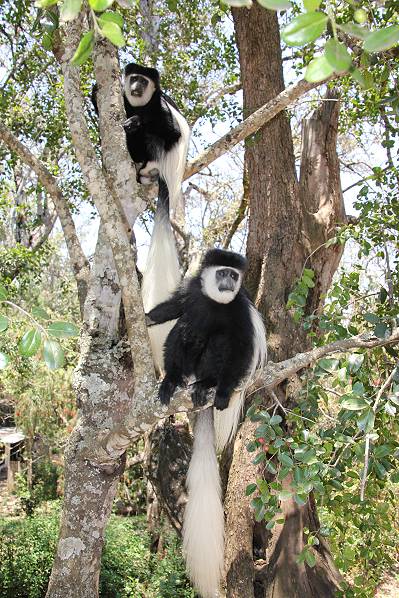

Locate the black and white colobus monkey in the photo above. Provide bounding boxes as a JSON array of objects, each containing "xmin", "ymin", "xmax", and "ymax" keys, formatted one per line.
[
  {"xmin": 122, "ymin": 62, "xmax": 190, "ymax": 212},
  {"xmin": 121, "ymin": 63, "xmax": 190, "ymax": 371},
  {"xmin": 91, "ymin": 63, "xmax": 190, "ymax": 372},
  {"xmin": 147, "ymin": 248, "xmax": 267, "ymax": 598}
]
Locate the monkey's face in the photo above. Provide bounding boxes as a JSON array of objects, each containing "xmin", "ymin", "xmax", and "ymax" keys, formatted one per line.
[
  {"xmin": 201, "ymin": 266, "xmax": 242, "ymax": 304},
  {"xmin": 124, "ymin": 74, "xmax": 156, "ymax": 107}
]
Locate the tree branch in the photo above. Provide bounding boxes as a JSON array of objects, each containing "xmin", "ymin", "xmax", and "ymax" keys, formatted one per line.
[
  {"xmin": 85, "ymin": 327, "xmax": 399, "ymax": 468},
  {"xmin": 259, "ymin": 328, "xmax": 399, "ymax": 392},
  {"xmin": 0, "ymin": 121, "xmax": 90, "ymax": 311},
  {"xmin": 55, "ymin": 20, "xmax": 154, "ymax": 384},
  {"xmin": 184, "ymin": 77, "xmax": 330, "ymax": 180}
]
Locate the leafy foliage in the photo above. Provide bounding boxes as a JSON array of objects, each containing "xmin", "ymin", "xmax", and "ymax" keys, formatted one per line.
[{"xmin": 0, "ymin": 506, "xmax": 194, "ymax": 598}]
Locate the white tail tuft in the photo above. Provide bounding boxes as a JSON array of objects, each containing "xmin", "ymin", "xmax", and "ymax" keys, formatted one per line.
[
  {"xmin": 183, "ymin": 408, "xmax": 224, "ymax": 598},
  {"xmin": 158, "ymin": 104, "xmax": 190, "ymax": 218},
  {"xmin": 141, "ymin": 207, "xmax": 180, "ymax": 373},
  {"xmin": 214, "ymin": 303, "xmax": 267, "ymax": 452}
]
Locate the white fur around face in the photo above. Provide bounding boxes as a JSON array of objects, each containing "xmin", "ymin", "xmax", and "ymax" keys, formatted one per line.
[
  {"xmin": 200, "ymin": 265, "xmax": 242, "ymax": 304},
  {"xmin": 124, "ymin": 75, "xmax": 155, "ymax": 107}
]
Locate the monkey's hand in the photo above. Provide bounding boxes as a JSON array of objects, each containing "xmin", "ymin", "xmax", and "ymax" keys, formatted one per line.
[
  {"xmin": 191, "ymin": 384, "xmax": 211, "ymax": 407},
  {"xmin": 159, "ymin": 377, "xmax": 176, "ymax": 406},
  {"xmin": 123, "ymin": 115, "xmax": 141, "ymax": 133},
  {"xmin": 214, "ymin": 389, "xmax": 231, "ymax": 411}
]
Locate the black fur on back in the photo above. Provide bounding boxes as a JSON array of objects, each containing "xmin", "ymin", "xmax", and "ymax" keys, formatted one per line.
[{"xmin": 201, "ymin": 249, "xmax": 248, "ymax": 272}]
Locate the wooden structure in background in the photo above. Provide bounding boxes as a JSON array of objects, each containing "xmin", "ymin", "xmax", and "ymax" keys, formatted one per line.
[{"xmin": 0, "ymin": 427, "xmax": 25, "ymax": 492}]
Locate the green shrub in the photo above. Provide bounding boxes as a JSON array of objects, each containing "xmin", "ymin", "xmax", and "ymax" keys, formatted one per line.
[
  {"xmin": 15, "ymin": 459, "xmax": 60, "ymax": 516},
  {"xmin": 0, "ymin": 507, "xmax": 59, "ymax": 598},
  {"xmin": 0, "ymin": 505, "xmax": 194, "ymax": 598}
]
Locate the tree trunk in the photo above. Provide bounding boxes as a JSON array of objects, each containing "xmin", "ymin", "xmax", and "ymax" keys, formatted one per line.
[{"xmin": 226, "ymin": 4, "xmax": 346, "ymax": 597}]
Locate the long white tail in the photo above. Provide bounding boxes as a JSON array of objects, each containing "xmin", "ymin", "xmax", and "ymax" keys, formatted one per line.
[
  {"xmin": 158, "ymin": 103, "xmax": 190, "ymax": 219},
  {"xmin": 141, "ymin": 185, "xmax": 181, "ymax": 373},
  {"xmin": 214, "ymin": 303, "xmax": 267, "ymax": 453},
  {"xmin": 183, "ymin": 408, "xmax": 224, "ymax": 598}
]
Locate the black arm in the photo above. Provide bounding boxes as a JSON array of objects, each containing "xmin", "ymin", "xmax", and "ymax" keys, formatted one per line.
[{"xmin": 146, "ymin": 288, "xmax": 186, "ymax": 325}]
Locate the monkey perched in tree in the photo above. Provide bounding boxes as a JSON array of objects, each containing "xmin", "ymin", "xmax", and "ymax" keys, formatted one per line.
[{"xmin": 147, "ymin": 248, "xmax": 267, "ymax": 598}]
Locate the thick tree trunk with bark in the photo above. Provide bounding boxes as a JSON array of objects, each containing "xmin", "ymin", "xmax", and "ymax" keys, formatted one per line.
[{"xmin": 226, "ymin": 4, "xmax": 347, "ymax": 597}]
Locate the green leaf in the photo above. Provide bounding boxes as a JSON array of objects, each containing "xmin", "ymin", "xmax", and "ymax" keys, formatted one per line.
[
  {"xmin": 363, "ymin": 25, "xmax": 399, "ymax": 53},
  {"xmin": 388, "ymin": 392, "xmax": 399, "ymax": 406},
  {"xmin": 48, "ymin": 321, "xmax": 80, "ymax": 338},
  {"xmin": 0, "ymin": 315, "xmax": 9, "ymax": 332},
  {"xmin": 266, "ymin": 461, "xmax": 277, "ymax": 474},
  {"xmin": 167, "ymin": 0, "xmax": 178, "ymax": 11},
  {"xmin": 341, "ymin": 396, "xmax": 368, "ymax": 411},
  {"xmin": 43, "ymin": 340, "xmax": 65, "ymax": 370},
  {"xmin": 305, "ymin": 549, "xmax": 316, "ymax": 567},
  {"xmin": 32, "ymin": 306, "xmax": 50, "ymax": 320},
  {"xmin": 222, "ymin": 0, "xmax": 253, "ymax": 6},
  {"xmin": 60, "ymin": 0, "xmax": 82, "ymax": 23},
  {"xmin": 364, "ymin": 312, "xmax": 379, "ymax": 324},
  {"xmin": 282, "ymin": 12, "xmax": 328, "ymax": 47},
  {"xmin": 270, "ymin": 415, "xmax": 282, "ymax": 425},
  {"xmin": 278, "ymin": 452, "xmax": 294, "ymax": 467},
  {"xmin": 35, "ymin": 0, "xmax": 59, "ymax": 7},
  {"xmin": 253, "ymin": 452, "xmax": 267, "ymax": 464},
  {"xmin": 303, "ymin": 0, "xmax": 320, "ymax": 11},
  {"xmin": 0, "ymin": 284, "xmax": 7, "ymax": 300},
  {"xmin": 19, "ymin": 328, "xmax": 42, "ymax": 357},
  {"xmin": 294, "ymin": 493, "xmax": 308, "ymax": 506},
  {"xmin": 357, "ymin": 409, "xmax": 375, "ymax": 433},
  {"xmin": 324, "ymin": 39, "xmax": 352, "ymax": 72},
  {"xmin": 100, "ymin": 21, "xmax": 126, "ymax": 47},
  {"xmin": 373, "ymin": 460, "xmax": 387, "ymax": 480},
  {"xmin": 89, "ymin": 0, "xmax": 115, "ymax": 10},
  {"xmin": 350, "ymin": 68, "xmax": 374, "ymax": 90},
  {"xmin": 384, "ymin": 402, "xmax": 396, "ymax": 416},
  {"xmin": 98, "ymin": 11, "xmax": 124, "ymax": 27},
  {"xmin": 352, "ymin": 381, "xmax": 365, "ymax": 396},
  {"xmin": 299, "ymin": 449, "xmax": 318, "ymax": 465},
  {"xmin": 42, "ymin": 32, "xmax": 53, "ymax": 51},
  {"xmin": 266, "ymin": 519, "xmax": 275, "ymax": 530},
  {"xmin": 0, "ymin": 352, "xmax": 10, "ymax": 369},
  {"xmin": 71, "ymin": 31, "xmax": 94, "ymax": 65},
  {"xmin": 305, "ymin": 55, "xmax": 335, "ymax": 82},
  {"xmin": 347, "ymin": 353, "xmax": 364, "ymax": 373},
  {"xmin": 391, "ymin": 470, "xmax": 399, "ymax": 483},
  {"xmin": 246, "ymin": 483, "xmax": 257, "ymax": 496},
  {"xmin": 354, "ymin": 9, "xmax": 367, "ymax": 25},
  {"xmin": 247, "ymin": 441, "xmax": 258, "ymax": 452},
  {"xmin": 303, "ymin": 268, "xmax": 315, "ymax": 278},
  {"xmin": 302, "ymin": 274, "xmax": 315, "ymax": 288},
  {"xmin": 318, "ymin": 358, "xmax": 340, "ymax": 373},
  {"xmin": 338, "ymin": 22, "xmax": 370, "ymax": 40},
  {"xmin": 374, "ymin": 322, "xmax": 388, "ymax": 339},
  {"xmin": 256, "ymin": 0, "xmax": 291, "ymax": 10}
]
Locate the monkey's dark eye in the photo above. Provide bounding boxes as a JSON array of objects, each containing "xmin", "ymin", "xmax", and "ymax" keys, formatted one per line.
[{"xmin": 230, "ymin": 271, "xmax": 238, "ymax": 282}]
